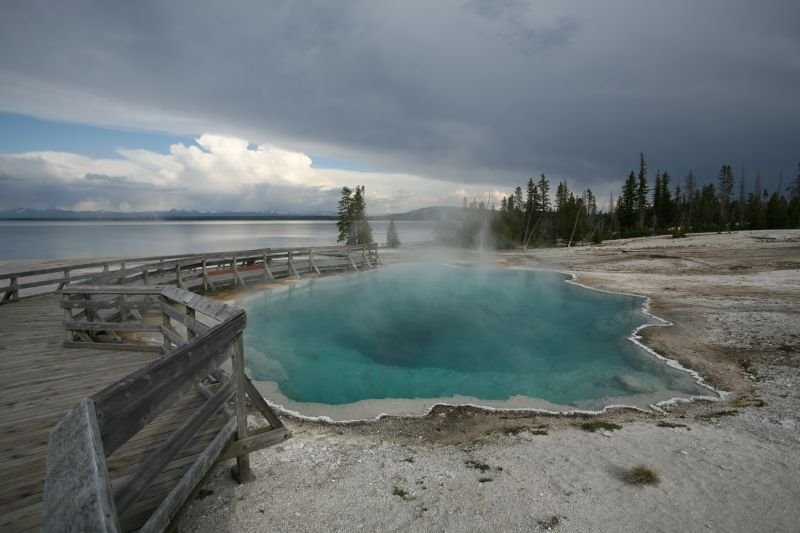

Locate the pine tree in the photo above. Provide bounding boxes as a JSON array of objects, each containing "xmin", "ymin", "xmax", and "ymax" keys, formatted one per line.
[
  {"xmin": 653, "ymin": 171, "xmax": 662, "ymax": 231},
  {"xmin": 336, "ymin": 186, "xmax": 352, "ymax": 243},
  {"xmin": 386, "ymin": 220, "xmax": 400, "ymax": 248},
  {"xmin": 717, "ymin": 164, "xmax": 735, "ymax": 231},
  {"xmin": 660, "ymin": 171, "xmax": 672, "ymax": 229},
  {"xmin": 351, "ymin": 186, "xmax": 373, "ymax": 244},
  {"xmin": 538, "ymin": 174, "xmax": 551, "ymax": 214},
  {"xmin": 618, "ymin": 171, "xmax": 637, "ymax": 230},
  {"xmin": 637, "ymin": 152, "xmax": 649, "ymax": 228},
  {"xmin": 684, "ymin": 170, "xmax": 696, "ymax": 229}
]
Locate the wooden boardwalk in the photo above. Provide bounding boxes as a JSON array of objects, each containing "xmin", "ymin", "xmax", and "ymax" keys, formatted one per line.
[{"xmin": 0, "ymin": 294, "xmax": 227, "ymax": 532}]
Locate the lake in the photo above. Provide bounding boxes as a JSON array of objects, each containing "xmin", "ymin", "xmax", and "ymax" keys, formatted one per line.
[{"xmin": 0, "ymin": 220, "xmax": 435, "ymax": 261}]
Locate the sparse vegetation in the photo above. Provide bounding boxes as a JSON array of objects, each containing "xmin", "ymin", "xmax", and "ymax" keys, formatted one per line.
[
  {"xmin": 537, "ymin": 515, "xmax": 561, "ymax": 529},
  {"xmin": 657, "ymin": 421, "xmax": 689, "ymax": 429},
  {"xmin": 401, "ymin": 457, "xmax": 415, "ymax": 463},
  {"xmin": 731, "ymin": 396, "xmax": 767, "ymax": 408},
  {"xmin": 465, "ymin": 460, "xmax": 491, "ymax": 472},
  {"xmin": 624, "ymin": 465, "xmax": 660, "ymax": 485},
  {"xmin": 698, "ymin": 409, "xmax": 739, "ymax": 419},
  {"xmin": 580, "ymin": 421, "xmax": 623, "ymax": 432},
  {"xmin": 392, "ymin": 486, "xmax": 413, "ymax": 500},
  {"xmin": 532, "ymin": 428, "xmax": 549, "ymax": 436},
  {"xmin": 478, "ymin": 477, "xmax": 493, "ymax": 483}
]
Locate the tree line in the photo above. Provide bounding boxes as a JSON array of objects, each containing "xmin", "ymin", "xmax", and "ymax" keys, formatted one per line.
[{"xmin": 436, "ymin": 156, "xmax": 800, "ymax": 248}]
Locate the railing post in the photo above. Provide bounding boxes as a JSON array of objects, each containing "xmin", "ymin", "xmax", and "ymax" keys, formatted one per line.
[
  {"xmin": 57, "ymin": 268, "xmax": 70, "ymax": 291},
  {"xmin": 287, "ymin": 251, "xmax": 300, "ymax": 279},
  {"xmin": 176, "ymin": 265, "xmax": 186, "ymax": 289},
  {"xmin": 2, "ymin": 275, "xmax": 19, "ymax": 302},
  {"xmin": 162, "ymin": 296, "xmax": 171, "ymax": 352},
  {"xmin": 230, "ymin": 334, "xmax": 254, "ymax": 483},
  {"xmin": 233, "ymin": 256, "xmax": 246, "ymax": 287},
  {"xmin": 202, "ymin": 258, "xmax": 215, "ymax": 291},
  {"xmin": 263, "ymin": 252, "xmax": 274, "ymax": 281},
  {"xmin": 362, "ymin": 245, "xmax": 373, "ymax": 269},
  {"xmin": 143, "ymin": 266, "xmax": 149, "ymax": 285},
  {"xmin": 118, "ymin": 262, "xmax": 127, "ymax": 284},
  {"xmin": 63, "ymin": 293, "xmax": 72, "ymax": 343},
  {"xmin": 308, "ymin": 249, "xmax": 320, "ymax": 275},
  {"xmin": 186, "ymin": 306, "xmax": 196, "ymax": 341}
]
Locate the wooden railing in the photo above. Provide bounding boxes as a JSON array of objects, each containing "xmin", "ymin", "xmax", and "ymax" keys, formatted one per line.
[
  {"xmin": 44, "ymin": 286, "xmax": 290, "ymax": 532},
  {"xmin": 33, "ymin": 243, "xmax": 383, "ymax": 531},
  {"xmin": 1, "ymin": 243, "xmax": 382, "ymax": 303}
]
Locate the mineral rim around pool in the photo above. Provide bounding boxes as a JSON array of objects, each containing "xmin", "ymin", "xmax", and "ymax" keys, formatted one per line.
[{"xmin": 241, "ymin": 263, "xmax": 715, "ymax": 420}]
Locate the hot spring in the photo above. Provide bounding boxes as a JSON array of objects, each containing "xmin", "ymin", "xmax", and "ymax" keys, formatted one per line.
[{"xmin": 241, "ymin": 263, "xmax": 714, "ymax": 420}]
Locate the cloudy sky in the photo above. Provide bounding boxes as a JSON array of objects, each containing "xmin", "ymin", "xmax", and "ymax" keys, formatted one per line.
[{"xmin": 1, "ymin": 0, "xmax": 798, "ymax": 213}]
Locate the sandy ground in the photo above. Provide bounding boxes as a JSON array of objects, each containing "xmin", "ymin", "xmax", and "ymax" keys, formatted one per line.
[{"xmin": 173, "ymin": 230, "xmax": 796, "ymax": 531}]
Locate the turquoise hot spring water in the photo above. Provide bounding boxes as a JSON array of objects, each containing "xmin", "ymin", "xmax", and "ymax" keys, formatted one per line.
[{"xmin": 241, "ymin": 263, "xmax": 713, "ymax": 419}]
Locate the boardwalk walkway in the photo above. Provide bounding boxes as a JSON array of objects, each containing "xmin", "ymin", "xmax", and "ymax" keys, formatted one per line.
[{"xmin": 0, "ymin": 295, "xmax": 226, "ymax": 532}]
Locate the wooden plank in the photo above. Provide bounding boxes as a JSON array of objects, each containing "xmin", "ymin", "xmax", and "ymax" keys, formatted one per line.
[
  {"xmin": 91, "ymin": 311, "xmax": 245, "ymax": 454},
  {"xmin": 64, "ymin": 321, "xmax": 162, "ymax": 333},
  {"xmin": 159, "ymin": 286, "xmax": 238, "ymax": 322},
  {"xmin": 61, "ymin": 286, "xmax": 163, "ymax": 295},
  {"xmin": 41, "ymin": 398, "xmax": 120, "ymax": 533},
  {"xmin": 61, "ymin": 299, "xmax": 159, "ymax": 311},
  {"xmin": 113, "ymin": 380, "xmax": 234, "ymax": 515},
  {"xmin": 63, "ymin": 341, "xmax": 164, "ymax": 353},
  {"xmin": 138, "ymin": 418, "xmax": 237, "ymax": 533},
  {"xmin": 218, "ymin": 426, "xmax": 290, "ymax": 461},
  {"xmin": 244, "ymin": 378, "xmax": 285, "ymax": 430}
]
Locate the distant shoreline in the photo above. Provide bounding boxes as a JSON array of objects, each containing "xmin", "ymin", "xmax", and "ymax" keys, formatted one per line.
[{"xmin": 0, "ymin": 215, "xmax": 340, "ymax": 222}]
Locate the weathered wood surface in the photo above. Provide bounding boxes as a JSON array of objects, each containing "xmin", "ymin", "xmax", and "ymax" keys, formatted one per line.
[
  {"xmin": 91, "ymin": 311, "xmax": 246, "ymax": 455},
  {"xmin": 0, "ymin": 244, "xmax": 381, "ymax": 530},
  {"xmin": 0, "ymin": 295, "xmax": 227, "ymax": 532},
  {"xmin": 42, "ymin": 398, "xmax": 119, "ymax": 533}
]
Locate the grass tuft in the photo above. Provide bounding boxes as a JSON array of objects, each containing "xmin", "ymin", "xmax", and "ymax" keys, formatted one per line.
[
  {"xmin": 465, "ymin": 460, "xmax": 491, "ymax": 472},
  {"xmin": 657, "ymin": 421, "xmax": 688, "ymax": 429},
  {"xmin": 698, "ymin": 409, "xmax": 738, "ymax": 419},
  {"xmin": 624, "ymin": 465, "xmax": 660, "ymax": 485},
  {"xmin": 392, "ymin": 486, "xmax": 413, "ymax": 500},
  {"xmin": 580, "ymin": 421, "xmax": 622, "ymax": 432},
  {"xmin": 478, "ymin": 477, "xmax": 493, "ymax": 483},
  {"xmin": 537, "ymin": 515, "xmax": 561, "ymax": 529}
]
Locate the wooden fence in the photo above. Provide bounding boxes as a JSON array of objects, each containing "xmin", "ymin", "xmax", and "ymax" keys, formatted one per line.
[
  {"xmin": 1, "ymin": 243, "xmax": 382, "ymax": 303},
  {"xmin": 36, "ymin": 243, "xmax": 382, "ymax": 531},
  {"xmin": 44, "ymin": 285, "xmax": 290, "ymax": 532}
]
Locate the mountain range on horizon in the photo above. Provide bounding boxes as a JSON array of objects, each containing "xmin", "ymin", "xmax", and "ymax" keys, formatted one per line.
[{"xmin": 0, "ymin": 206, "xmax": 464, "ymax": 222}]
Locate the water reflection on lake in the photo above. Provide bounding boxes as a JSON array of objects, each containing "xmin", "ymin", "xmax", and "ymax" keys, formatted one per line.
[{"xmin": 0, "ymin": 220, "xmax": 435, "ymax": 260}]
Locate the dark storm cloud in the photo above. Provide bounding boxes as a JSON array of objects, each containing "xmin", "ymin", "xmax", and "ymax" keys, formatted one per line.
[{"xmin": 1, "ymin": 0, "xmax": 798, "ymax": 198}]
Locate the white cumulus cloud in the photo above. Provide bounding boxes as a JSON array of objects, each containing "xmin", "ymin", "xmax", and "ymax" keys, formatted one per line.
[{"xmin": 0, "ymin": 134, "xmax": 503, "ymax": 213}]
